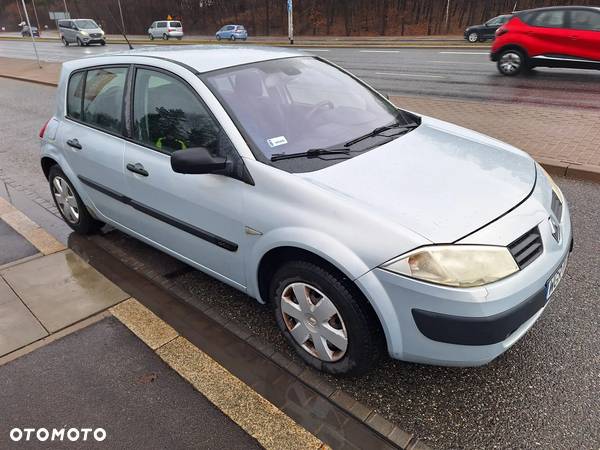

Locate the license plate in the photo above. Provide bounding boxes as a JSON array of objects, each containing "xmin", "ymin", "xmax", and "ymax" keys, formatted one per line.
[{"xmin": 545, "ymin": 255, "xmax": 568, "ymax": 300}]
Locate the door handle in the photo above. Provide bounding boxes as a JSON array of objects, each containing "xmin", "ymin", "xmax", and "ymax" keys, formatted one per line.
[
  {"xmin": 126, "ymin": 162, "xmax": 149, "ymax": 177},
  {"xmin": 66, "ymin": 138, "xmax": 82, "ymax": 150}
]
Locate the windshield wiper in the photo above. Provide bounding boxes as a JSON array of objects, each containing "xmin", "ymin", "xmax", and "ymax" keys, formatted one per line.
[
  {"xmin": 270, "ymin": 148, "xmax": 350, "ymax": 162},
  {"xmin": 344, "ymin": 120, "xmax": 419, "ymax": 148}
]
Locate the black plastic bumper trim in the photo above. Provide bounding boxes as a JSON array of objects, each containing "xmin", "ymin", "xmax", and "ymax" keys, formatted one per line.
[{"xmin": 412, "ymin": 287, "xmax": 547, "ymax": 346}]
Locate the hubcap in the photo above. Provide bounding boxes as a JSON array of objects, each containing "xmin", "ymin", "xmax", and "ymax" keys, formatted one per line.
[
  {"xmin": 468, "ymin": 33, "xmax": 478, "ymax": 42},
  {"xmin": 52, "ymin": 176, "xmax": 80, "ymax": 224},
  {"xmin": 499, "ymin": 52, "xmax": 521, "ymax": 74},
  {"xmin": 280, "ymin": 282, "xmax": 348, "ymax": 362}
]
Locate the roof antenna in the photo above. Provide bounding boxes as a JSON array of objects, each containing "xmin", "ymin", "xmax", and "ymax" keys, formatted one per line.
[{"xmin": 107, "ymin": 2, "xmax": 133, "ymax": 50}]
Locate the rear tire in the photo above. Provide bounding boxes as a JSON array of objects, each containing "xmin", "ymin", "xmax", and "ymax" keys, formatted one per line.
[
  {"xmin": 216, "ymin": 35, "xmax": 221, "ymax": 41},
  {"xmin": 270, "ymin": 260, "xmax": 383, "ymax": 376},
  {"xmin": 162, "ymin": 33, "xmax": 169, "ymax": 40},
  {"xmin": 467, "ymin": 32, "xmax": 479, "ymax": 43},
  {"xmin": 497, "ymin": 49, "xmax": 526, "ymax": 76},
  {"xmin": 230, "ymin": 35, "xmax": 236, "ymax": 41},
  {"xmin": 48, "ymin": 166, "xmax": 103, "ymax": 235}
]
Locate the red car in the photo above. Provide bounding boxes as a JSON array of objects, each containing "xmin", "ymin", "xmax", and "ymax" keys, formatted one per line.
[{"xmin": 491, "ymin": 6, "xmax": 600, "ymax": 76}]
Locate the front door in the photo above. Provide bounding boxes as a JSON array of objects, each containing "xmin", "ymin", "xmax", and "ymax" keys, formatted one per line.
[
  {"xmin": 123, "ymin": 67, "xmax": 248, "ymax": 288},
  {"xmin": 58, "ymin": 66, "xmax": 132, "ymax": 225},
  {"xmin": 566, "ymin": 9, "xmax": 600, "ymax": 61}
]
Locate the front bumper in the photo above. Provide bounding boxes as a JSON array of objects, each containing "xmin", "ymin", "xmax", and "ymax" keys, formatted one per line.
[{"xmin": 356, "ymin": 181, "xmax": 572, "ymax": 366}]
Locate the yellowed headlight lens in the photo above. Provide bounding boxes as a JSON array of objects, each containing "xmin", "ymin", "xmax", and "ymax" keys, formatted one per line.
[{"xmin": 383, "ymin": 245, "xmax": 519, "ymax": 288}]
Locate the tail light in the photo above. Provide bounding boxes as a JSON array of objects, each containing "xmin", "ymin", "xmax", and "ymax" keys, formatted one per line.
[
  {"xmin": 496, "ymin": 26, "xmax": 508, "ymax": 37},
  {"xmin": 39, "ymin": 118, "xmax": 51, "ymax": 139},
  {"xmin": 168, "ymin": 28, "xmax": 174, "ymax": 32}
]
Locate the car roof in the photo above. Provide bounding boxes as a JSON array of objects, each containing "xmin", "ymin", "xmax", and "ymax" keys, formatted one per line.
[
  {"xmin": 77, "ymin": 46, "xmax": 303, "ymax": 74},
  {"xmin": 515, "ymin": 6, "xmax": 600, "ymax": 15}
]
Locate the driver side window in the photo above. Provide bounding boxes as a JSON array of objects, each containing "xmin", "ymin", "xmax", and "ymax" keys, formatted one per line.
[{"xmin": 132, "ymin": 68, "xmax": 223, "ymax": 155}]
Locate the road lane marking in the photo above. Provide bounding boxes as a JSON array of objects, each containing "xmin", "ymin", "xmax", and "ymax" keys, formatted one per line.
[
  {"xmin": 429, "ymin": 60, "xmax": 490, "ymax": 65},
  {"xmin": 360, "ymin": 50, "xmax": 400, "ymax": 53},
  {"xmin": 299, "ymin": 48, "xmax": 330, "ymax": 52},
  {"xmin": 375, "ymin": 72, "xmax": 445, "ymax": 78},
  {"xmin": 439, "ymin": 51, "xmax": 489, "ymax": 55}
]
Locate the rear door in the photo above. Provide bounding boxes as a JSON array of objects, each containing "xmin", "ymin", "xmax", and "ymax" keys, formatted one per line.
[
  {"xmin": 123, "ymin": 66, "xmax": 247, "ymax": 287},
  {"xmin": 525, "ymin": 9, "xmax": 570, "ymax": 57},
  {"xmin": 566, "ymin": 9, "xmax": 600, "ymax": 61},
  {"xmin": 58, "ymin": 66, "xmax": 131, "ymax": 225}
]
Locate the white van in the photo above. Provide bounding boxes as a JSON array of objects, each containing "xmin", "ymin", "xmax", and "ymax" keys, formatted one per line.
[{"xmin": 148, "ymin": 21, "xmax": 183, "ymax": 40}]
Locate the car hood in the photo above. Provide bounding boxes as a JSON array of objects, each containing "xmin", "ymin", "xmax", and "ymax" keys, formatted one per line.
[{"xmin": 299, "ymin": 116, "xmax": 536, "ymax": 243}]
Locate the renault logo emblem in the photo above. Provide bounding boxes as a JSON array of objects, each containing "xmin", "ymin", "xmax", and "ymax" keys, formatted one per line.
[{"xmin": 548, "ymin": 217, "xmax": 561, "ymax": 242}]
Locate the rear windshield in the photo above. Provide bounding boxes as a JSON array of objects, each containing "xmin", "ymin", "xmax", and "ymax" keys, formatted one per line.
[
  {"xmin": 237, "ymin": 26, "xmax": 246, "ymax": 30},
  {"xmin": 170, "ymin": 21, "xmax": 182, "ymax": 28},
  {"xmin": 74, "ymin": 20, "xmax": 99, "ymax": 29}
]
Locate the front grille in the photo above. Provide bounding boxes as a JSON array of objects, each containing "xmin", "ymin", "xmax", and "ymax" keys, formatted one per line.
[
  {"xmin": 508, "ymin": 226, "xmax": 543, "ymax": 269},
  {"xmin": 90, "ymin": 33, "xmax": 101, "ymax": 38}
]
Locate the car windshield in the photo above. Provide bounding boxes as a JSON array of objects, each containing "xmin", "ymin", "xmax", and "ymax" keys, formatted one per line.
[
  {"xmin": 75, "ymin": 20, "xmax": 98, "ymax": 29},
  {"xmin": 203, "ymin": 57, "xmax": 415, "ymax": 172}
]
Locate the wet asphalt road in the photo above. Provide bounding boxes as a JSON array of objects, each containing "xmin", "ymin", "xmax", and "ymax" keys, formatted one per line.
[
  {"xmin": 0, "ymin": 79, "xmax": 599, "ymax": 449},
  {"xmin": 1, "ymin": 39, "xmax": 600, "ymax": 110}
]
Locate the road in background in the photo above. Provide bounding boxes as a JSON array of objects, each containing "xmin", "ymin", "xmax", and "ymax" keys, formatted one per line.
[
  {"xmin": 1, "ymin": 40, "xmax": 599, "ymax": 110},
  {"xmin": 0, "ymin": 76, "xmax": 599, "ymax": 449}
]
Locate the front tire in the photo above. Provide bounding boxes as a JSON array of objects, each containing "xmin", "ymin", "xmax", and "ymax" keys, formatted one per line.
[
  {"xmin": 270, "ymin": 260, "xmax": 382, "ymax": 375},
  {"xmin": 149, "ymin": 33, "xmax": 154, "ymax": 40},
  {"xmin": 76, "ymin": 38, "xmax": 83, "ymax": 47},
  {"xmin": 230, "ymin": 35, "xmax": 236, "ymax": 41},
  {"xmin": 497, "ymin": 49, "xmax": 526, "ymax": 76},
  {"xmin": 48, "ymin": 166, "xmax": 103, "ymax": 235},
  {"xmin": 62, "ymin": 37, "xmax": 69, "ymax": 46},
  {"xmin": 100, "ymin": 40, "xmax": 106, "ymax": 46},
  {"xmin": 467, "ymin": 32, "xmax": 479, "ymax": 43}
]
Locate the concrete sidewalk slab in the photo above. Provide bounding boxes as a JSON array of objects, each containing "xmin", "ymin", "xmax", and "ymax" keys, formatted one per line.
[
  {"xmin": 0, "ymin": 277, "xmax": 47, "ymax": 355},
  {"xmin": 1, "ymin": 250, "xmax": 129, "ymax": 332},
  {"xmin": 0, "ymin": 218, "xmax": 39, "ymax": 265}
]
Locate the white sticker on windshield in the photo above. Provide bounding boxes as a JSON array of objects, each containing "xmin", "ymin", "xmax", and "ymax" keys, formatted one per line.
[{"xmin": 267, "ymin": 136, "xmax": 288, "ymax": 148}]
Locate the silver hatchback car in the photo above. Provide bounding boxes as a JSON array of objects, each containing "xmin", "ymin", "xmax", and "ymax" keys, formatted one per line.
[{"xmin": 40, "ymin": 47, "xmax": 572, "ymax": 375}]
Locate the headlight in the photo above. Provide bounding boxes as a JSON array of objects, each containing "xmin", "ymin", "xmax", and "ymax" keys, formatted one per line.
[
  {"xmin": 538, "ymin": 164, "xmax": 564, "ymax": 204},
  {"xmin": 382, "ymin": 245, "xmax": 519, "ymax": 288},
  {"xmin": 80, "ymin": 31, "xmax": 89, "ymax": 36}
]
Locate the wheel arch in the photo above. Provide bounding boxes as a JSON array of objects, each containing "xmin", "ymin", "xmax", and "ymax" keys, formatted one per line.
[
  {"xmin": 255, "ymin": 244, "xmax": 388, "ymax": 354},
  {"xmin": 496, "ymin": 44, "xmax": 530, "ymax": 59},
  {"xmin": 41, "ymin": 156, "xmax": 59, "ymax": 180}
]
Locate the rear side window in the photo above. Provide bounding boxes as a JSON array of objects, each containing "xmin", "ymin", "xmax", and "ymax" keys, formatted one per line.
[
  {"xmin": 132, "ymin": 69, "xmax": 221, "ymax": 154},
  {"xmin": 530, "ymin": 10, "xmax": 566, "ymax": 28},
  {"xmin": 569, "ymin": 10, "xmax": 600, "ymax": 31},
  {"xmin": 67, "ymin": 72, "xmax": 85, "ymax": 119},
  {"xmin": 170, "ymin": 22, "xmax": 182, "ymax": 28},
  {"xmin": 73, "ymin": 67, "xmax": 128, "ymax": 133}
]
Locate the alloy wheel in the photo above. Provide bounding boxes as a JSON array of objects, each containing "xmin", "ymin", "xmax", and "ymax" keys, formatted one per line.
[
  {"xmin": 468, "ymin": 32, "xmax": 478, "ymax": 42},
  {"xmin": 499, "ymin": 52, "xmax": 522, "ymax": 74},
  {"xmin": 280, "ymin": 282, "xmax": 348, "ymax": 362},
  {"xmin": 52, "ymin": 176, "xmax": 80, "ymax": 224}
]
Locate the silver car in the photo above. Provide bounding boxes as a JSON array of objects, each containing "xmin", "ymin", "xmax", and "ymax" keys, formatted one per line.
[
  {"xmin": 148, "ymin": 20, "xmax": 183, "ymax": 40},
  {"xmin": 39, "ymin": 47, "xmax": 572, "ymax": 375},
  {"xmin": 59, "ymin": 19, "xmax": 105, "ymax": 46}
]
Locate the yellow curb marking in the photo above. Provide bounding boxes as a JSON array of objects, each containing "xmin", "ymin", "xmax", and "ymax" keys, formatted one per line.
[
  {"xmin": 110, "ymin": 299, "xmax": 324, "ymax": 450},
  {"xmin": 0, "ymin": 197, "xmax": 66, "ymax": 255},
  {"xmin": 110, "ymin": 298, "xmax": 178, "ymax": 350}
]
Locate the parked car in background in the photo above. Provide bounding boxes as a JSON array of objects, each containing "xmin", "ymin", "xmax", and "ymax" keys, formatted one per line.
[
  {"xmin": 39, "ymin": 47, "xmax": 571, "ymax": 375},
  {"xmin": 216, "ymin": 25, "xmax": 248, "ymax": 41},
  {"xmin": 464, "ymin": 14, "xmax": 512, "ymax": 42},
  {"xmin": 21, "ymin": 25, "xmax": 40, "ymax": 37},
  {"xmin": 492, "ymin": 6, "xmax": 600, "ymax": 75},
  {"xmin": 148, "ymin": 20, "xmax": 183, "ymax": 40},
  {"xmin": 58, "ymin": 19, "xmax": 105, "ymax": 46}
]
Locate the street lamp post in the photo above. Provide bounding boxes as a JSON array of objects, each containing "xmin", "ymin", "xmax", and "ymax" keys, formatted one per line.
[
  {"xmin": 445, "ymin": 0, "xmax": 450, "ymax": 33},
  {"xmin": 287, "ymin": 0, "xmax": 293, "ymax": 44},
  {"xmin": 21, "ymin": 0, "xmax": 41, "ymax": 68},
  {"xmin": 117, "ymin": 0, "xmax": 126, "ymax": 33}
]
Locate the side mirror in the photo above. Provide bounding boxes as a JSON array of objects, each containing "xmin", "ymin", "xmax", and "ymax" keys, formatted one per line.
[{"xmin": 171, "ymin": 147, "xmax": 227, "ymax": 175}]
